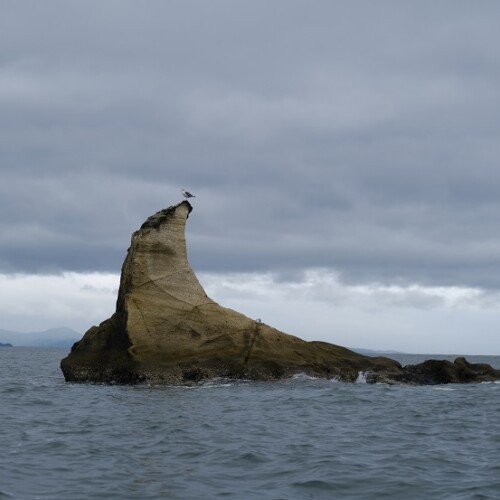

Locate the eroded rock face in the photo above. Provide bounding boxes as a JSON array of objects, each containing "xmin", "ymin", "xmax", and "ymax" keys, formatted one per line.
[{"xmin": 60, "ymin": 202, "xmax": 500, "ymax": 385}]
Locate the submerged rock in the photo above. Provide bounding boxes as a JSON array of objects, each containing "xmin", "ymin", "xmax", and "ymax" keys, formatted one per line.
[{"xmin": 60, "ymin": 202, "xmax": 500, "ymax": 386}]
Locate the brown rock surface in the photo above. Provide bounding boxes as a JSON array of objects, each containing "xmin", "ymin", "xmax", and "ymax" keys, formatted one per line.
[
  {"xmin": 60, "ymin": 201, "xmax": 500, "ymax": 385},
  {"xmin": 60, "ymin": 201, "xmax": 401, "ymax": 383}
]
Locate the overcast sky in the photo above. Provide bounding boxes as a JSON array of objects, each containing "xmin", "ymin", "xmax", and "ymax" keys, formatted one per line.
[{"xmin": 1, "ymin": 1, "xmax": 500, "ymax": 354}]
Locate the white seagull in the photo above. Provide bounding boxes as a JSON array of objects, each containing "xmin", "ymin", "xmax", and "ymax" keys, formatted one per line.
[{"xmin": 181, "ymin": 189, "xmax": 195, "ymax": 199}]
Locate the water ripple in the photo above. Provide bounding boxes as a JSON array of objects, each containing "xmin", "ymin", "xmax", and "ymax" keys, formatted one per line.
[{"xmin": 1, "ymin": 348, "xmax": 500, "ymax": 499}]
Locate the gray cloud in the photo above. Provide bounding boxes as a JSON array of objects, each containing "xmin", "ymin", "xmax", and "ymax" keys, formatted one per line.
[{"xmin": 2, "ymin": 1, "xmax": 500, "ymax": 288}]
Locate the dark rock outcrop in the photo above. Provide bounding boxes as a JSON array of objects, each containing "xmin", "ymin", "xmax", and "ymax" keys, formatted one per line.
[
  {"xmin": 368, "ymin": 357, "xmax": 500, "ymax": 385},
  {"xmin": 60, "ymin": 202, "xmax": 500, "ymax": 385}
]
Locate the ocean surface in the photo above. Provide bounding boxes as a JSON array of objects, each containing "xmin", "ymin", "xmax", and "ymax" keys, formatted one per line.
[{"xmin": 1, "ymin": 348, "xmax": 499, "ymax": 500}]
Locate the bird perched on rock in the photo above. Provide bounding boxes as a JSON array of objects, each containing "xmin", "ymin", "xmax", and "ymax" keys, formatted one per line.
[{"xmin": 181, "ymin": 189, "xmax": 195, "ymax": 199}]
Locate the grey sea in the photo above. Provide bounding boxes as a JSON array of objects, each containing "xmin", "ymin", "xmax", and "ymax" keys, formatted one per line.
[{"xmin": 1, "ymin": 348, "xmax": 499, "ymax": 500}]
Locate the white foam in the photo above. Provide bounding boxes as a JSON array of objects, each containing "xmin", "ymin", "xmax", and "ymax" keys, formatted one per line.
[
  {"xmin": 200, "ymin": 377, "xmax": 238, "ymax": 388},
  {"xmin": 355, "ymin": 371, "xmax": 367, "ymax": 384},
  {"xmin": 291, "ymin": 373, "xmax": 319, "ymax": 381}
]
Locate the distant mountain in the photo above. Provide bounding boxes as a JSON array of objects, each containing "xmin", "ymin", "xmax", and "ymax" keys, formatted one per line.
[
  {"xmin": 0, "ymin": 327, "xmax": 81, "ymax": 347},
  {"xmin": 0, "ymin": 342, "xmax": 13, "ymax": 347}
]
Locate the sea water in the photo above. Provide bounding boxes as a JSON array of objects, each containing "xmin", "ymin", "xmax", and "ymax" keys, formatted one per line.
[{"xmin": 1, "ymin": 348, "xmax": 499, "ymax": 499}]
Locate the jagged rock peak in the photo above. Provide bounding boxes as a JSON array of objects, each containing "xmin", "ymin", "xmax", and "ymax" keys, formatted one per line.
[{"xmin": 139, "ymin": 201, "xmax": 192, "ymax": 230}]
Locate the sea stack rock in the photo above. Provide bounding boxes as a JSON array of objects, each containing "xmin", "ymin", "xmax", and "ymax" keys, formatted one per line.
[
  {"xmin": 61, "ymin": 202, "xmax": 500, "ymax": 385},
  {"xmin": 60, "ymin": 201, "xmax": 400, "ymax": 384}
]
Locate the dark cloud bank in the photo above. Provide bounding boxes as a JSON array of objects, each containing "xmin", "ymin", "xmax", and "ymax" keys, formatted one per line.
[{"xmin": 1, "ymin": 1, "xmax": 500, "ymax": 289}]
